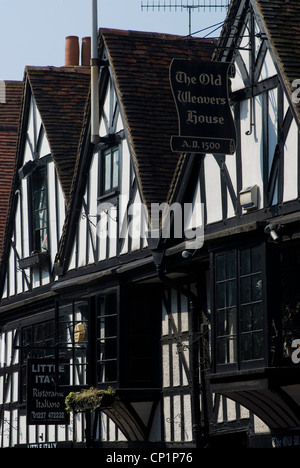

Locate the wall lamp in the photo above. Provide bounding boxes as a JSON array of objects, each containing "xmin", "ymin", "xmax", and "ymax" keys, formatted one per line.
[
  {"xmin": 182, "ymin": 250, "xmax": 197, "ymax": 258},
  {"xmin": 264, "ymin": 224, "xmax": 280, "ymax": 243}
]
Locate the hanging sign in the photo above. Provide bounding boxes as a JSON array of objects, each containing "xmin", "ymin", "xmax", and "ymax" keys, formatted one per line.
[
  {"xmin": 27, "ymin": 358, "xmax": 69, "ymax": 425},
  {"xmin": 170, "ymin": 59, "xmax": 237, "ymax": 155}
]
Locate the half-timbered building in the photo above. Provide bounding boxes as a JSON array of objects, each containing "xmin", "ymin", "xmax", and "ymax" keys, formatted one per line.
[
  {"xmin": 0, "ymin": 65, "xmax": 91, "ymax": 447},
  {"xmin": 1, "ymin": 0, "xmax": 300, "ymax": 449},
  {"xmin": 159, "ymin": 0, "xmax": 300, "ymax": 448}
]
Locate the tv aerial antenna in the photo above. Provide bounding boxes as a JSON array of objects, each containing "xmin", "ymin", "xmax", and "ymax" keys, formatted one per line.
[{"xmin": 141, "ymin": 1, "xmax": 230, "ymax": 36}]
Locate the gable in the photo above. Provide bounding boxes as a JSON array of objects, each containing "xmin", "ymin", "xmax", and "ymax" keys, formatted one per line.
[
  {"xmin": 0, "ymin": 68, "xmax": 90, "ymax": 299},
  {"xmin": 58, "ymin": 67, "xmax": 148, "ymax": 273},
  {"xmin": 56, "ymin": 30, "xmax": 217, "ymax": 274},
  {"xmin": 172, "ymin": 0, "xmax": 300, "ymax": 244},
  {"xmin": 1, "ymin": 94, "xmax": 64, "ymax": 298},
  {"xmin": 26, "ymin": 66, "xmax": 90, "ymax": 201},
  {"xmin": 101, "ymin": 29, "xmax": 216, "ymax": 212}
]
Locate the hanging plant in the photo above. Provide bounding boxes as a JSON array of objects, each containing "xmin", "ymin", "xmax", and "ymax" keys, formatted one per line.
[{"xmin": 65, "ymin": 386, "xmax": 117, "ymax": 414}]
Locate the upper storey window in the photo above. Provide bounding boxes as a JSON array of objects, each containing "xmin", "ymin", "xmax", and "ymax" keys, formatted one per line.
[
  {"xmin": 17, "ymin": 156, "xmax": 51, "ymax": 270},
  {"xmin": 32, "ymin": 165, "xmax": 48, "ymax": 252},
  {"xmin": 101, "ymin": 146, "xmax": 120, "ymax": 196}
]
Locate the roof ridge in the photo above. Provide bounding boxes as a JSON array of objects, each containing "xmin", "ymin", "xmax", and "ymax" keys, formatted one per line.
[
  {"xmin": 26, "ymin": 65, "xmax": 90, "ymax": 75},
  {"xmin": 100, "ymin": 27, "xmax": 215, "ymax": 41}
]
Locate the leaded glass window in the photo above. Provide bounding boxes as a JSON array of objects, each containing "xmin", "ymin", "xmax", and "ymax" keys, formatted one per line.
[{"xmin": 214, "ymin": 244, "xmax": 264, "ymax": 370}]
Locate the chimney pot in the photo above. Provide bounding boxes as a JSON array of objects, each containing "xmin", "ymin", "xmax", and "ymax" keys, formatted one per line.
[
  {"xmin": 81, "ymin": 37, "xmax": 91, "ymax": 66},
  {"xmin": 65, "ymin": 36, "xmax": 79, "ymax": 66}
]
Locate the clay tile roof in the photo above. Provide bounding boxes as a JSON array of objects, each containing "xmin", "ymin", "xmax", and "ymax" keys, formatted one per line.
[
  {"xmin": 253, "ymin": 0, "xmax": 300, "ymax": 121},
  {"xmin": 26, "ymin": 66, "xmax": 90, "ymax": 201},
  {"xmin": 100, "ymin": 29, "xmax": 216, "ymax": 210},
  {"xmin": 0, "ymin": 81, "xmax": 23, "ymax": 255}
]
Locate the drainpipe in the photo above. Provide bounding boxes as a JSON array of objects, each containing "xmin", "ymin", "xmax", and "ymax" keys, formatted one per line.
[
  {"xmin": 91, "ymin": 0, "xmax": 100, "ymax": 144},
  {"xmin": 155, "ymin": 260, "xmax": 206, "ymax": 448}
]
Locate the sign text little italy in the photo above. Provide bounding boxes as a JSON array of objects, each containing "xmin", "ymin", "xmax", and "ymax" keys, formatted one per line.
[{"xmin": 27, "ymin": 359, "xmax": 69, "ymax": 425}]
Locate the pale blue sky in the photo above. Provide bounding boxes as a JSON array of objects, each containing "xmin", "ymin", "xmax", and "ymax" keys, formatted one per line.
[{"xmin": 0, "ymin": 0, "xmax": 228, "ymax": 80}]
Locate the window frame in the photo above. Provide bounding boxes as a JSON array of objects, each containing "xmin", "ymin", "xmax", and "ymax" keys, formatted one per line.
[
  {"xmin": 214, "ymin": 250, "xmax": 238, "ymax": 369},
  {"xmin": 28, "ymin": 162, "xmax": 49, "ymax": 254},
  {"xmin": 211, "ymin": 242, "xmax": 268, "ymax": 374},
  {"xmin": 96, "ymin": 291, "xmax": 118, "ymax": 387},
  {"xmin": 19, "ymin": 311, "xmax": 56, "ymax": 404},
  {"xmin": 56, "ymin": 298, "xmax": 90, "ymax": 389},
  {"xmin": 19, "ymin": 300, "xmax": 91, "ymax": 403},
  {"xmin": 99, "ymin": 145, "xmax": 120, "ymax": 199}
]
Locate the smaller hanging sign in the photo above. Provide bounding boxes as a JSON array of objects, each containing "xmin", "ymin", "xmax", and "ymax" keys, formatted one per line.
[
  {"xmin": 27, "ymin": 358, "xmax": 69, "ymax": 425},
  {"xmin": 170, "ymin": 59, "xmax": 237, "ymax": 155}
]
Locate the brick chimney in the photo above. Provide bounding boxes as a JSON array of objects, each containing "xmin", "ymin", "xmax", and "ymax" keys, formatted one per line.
[
  {"xmin": 81, "ymin": 37, "xmax": 91, "ymax": 66},
  {"xmin": 65, "ymin": 36, "xmax": 80, "ymax": 66}
]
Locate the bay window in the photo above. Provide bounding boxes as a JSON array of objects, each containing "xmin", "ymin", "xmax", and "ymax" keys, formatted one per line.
[{"xmin": 213, "ymin": 243, "xmax": 265, "ymax": 371}]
